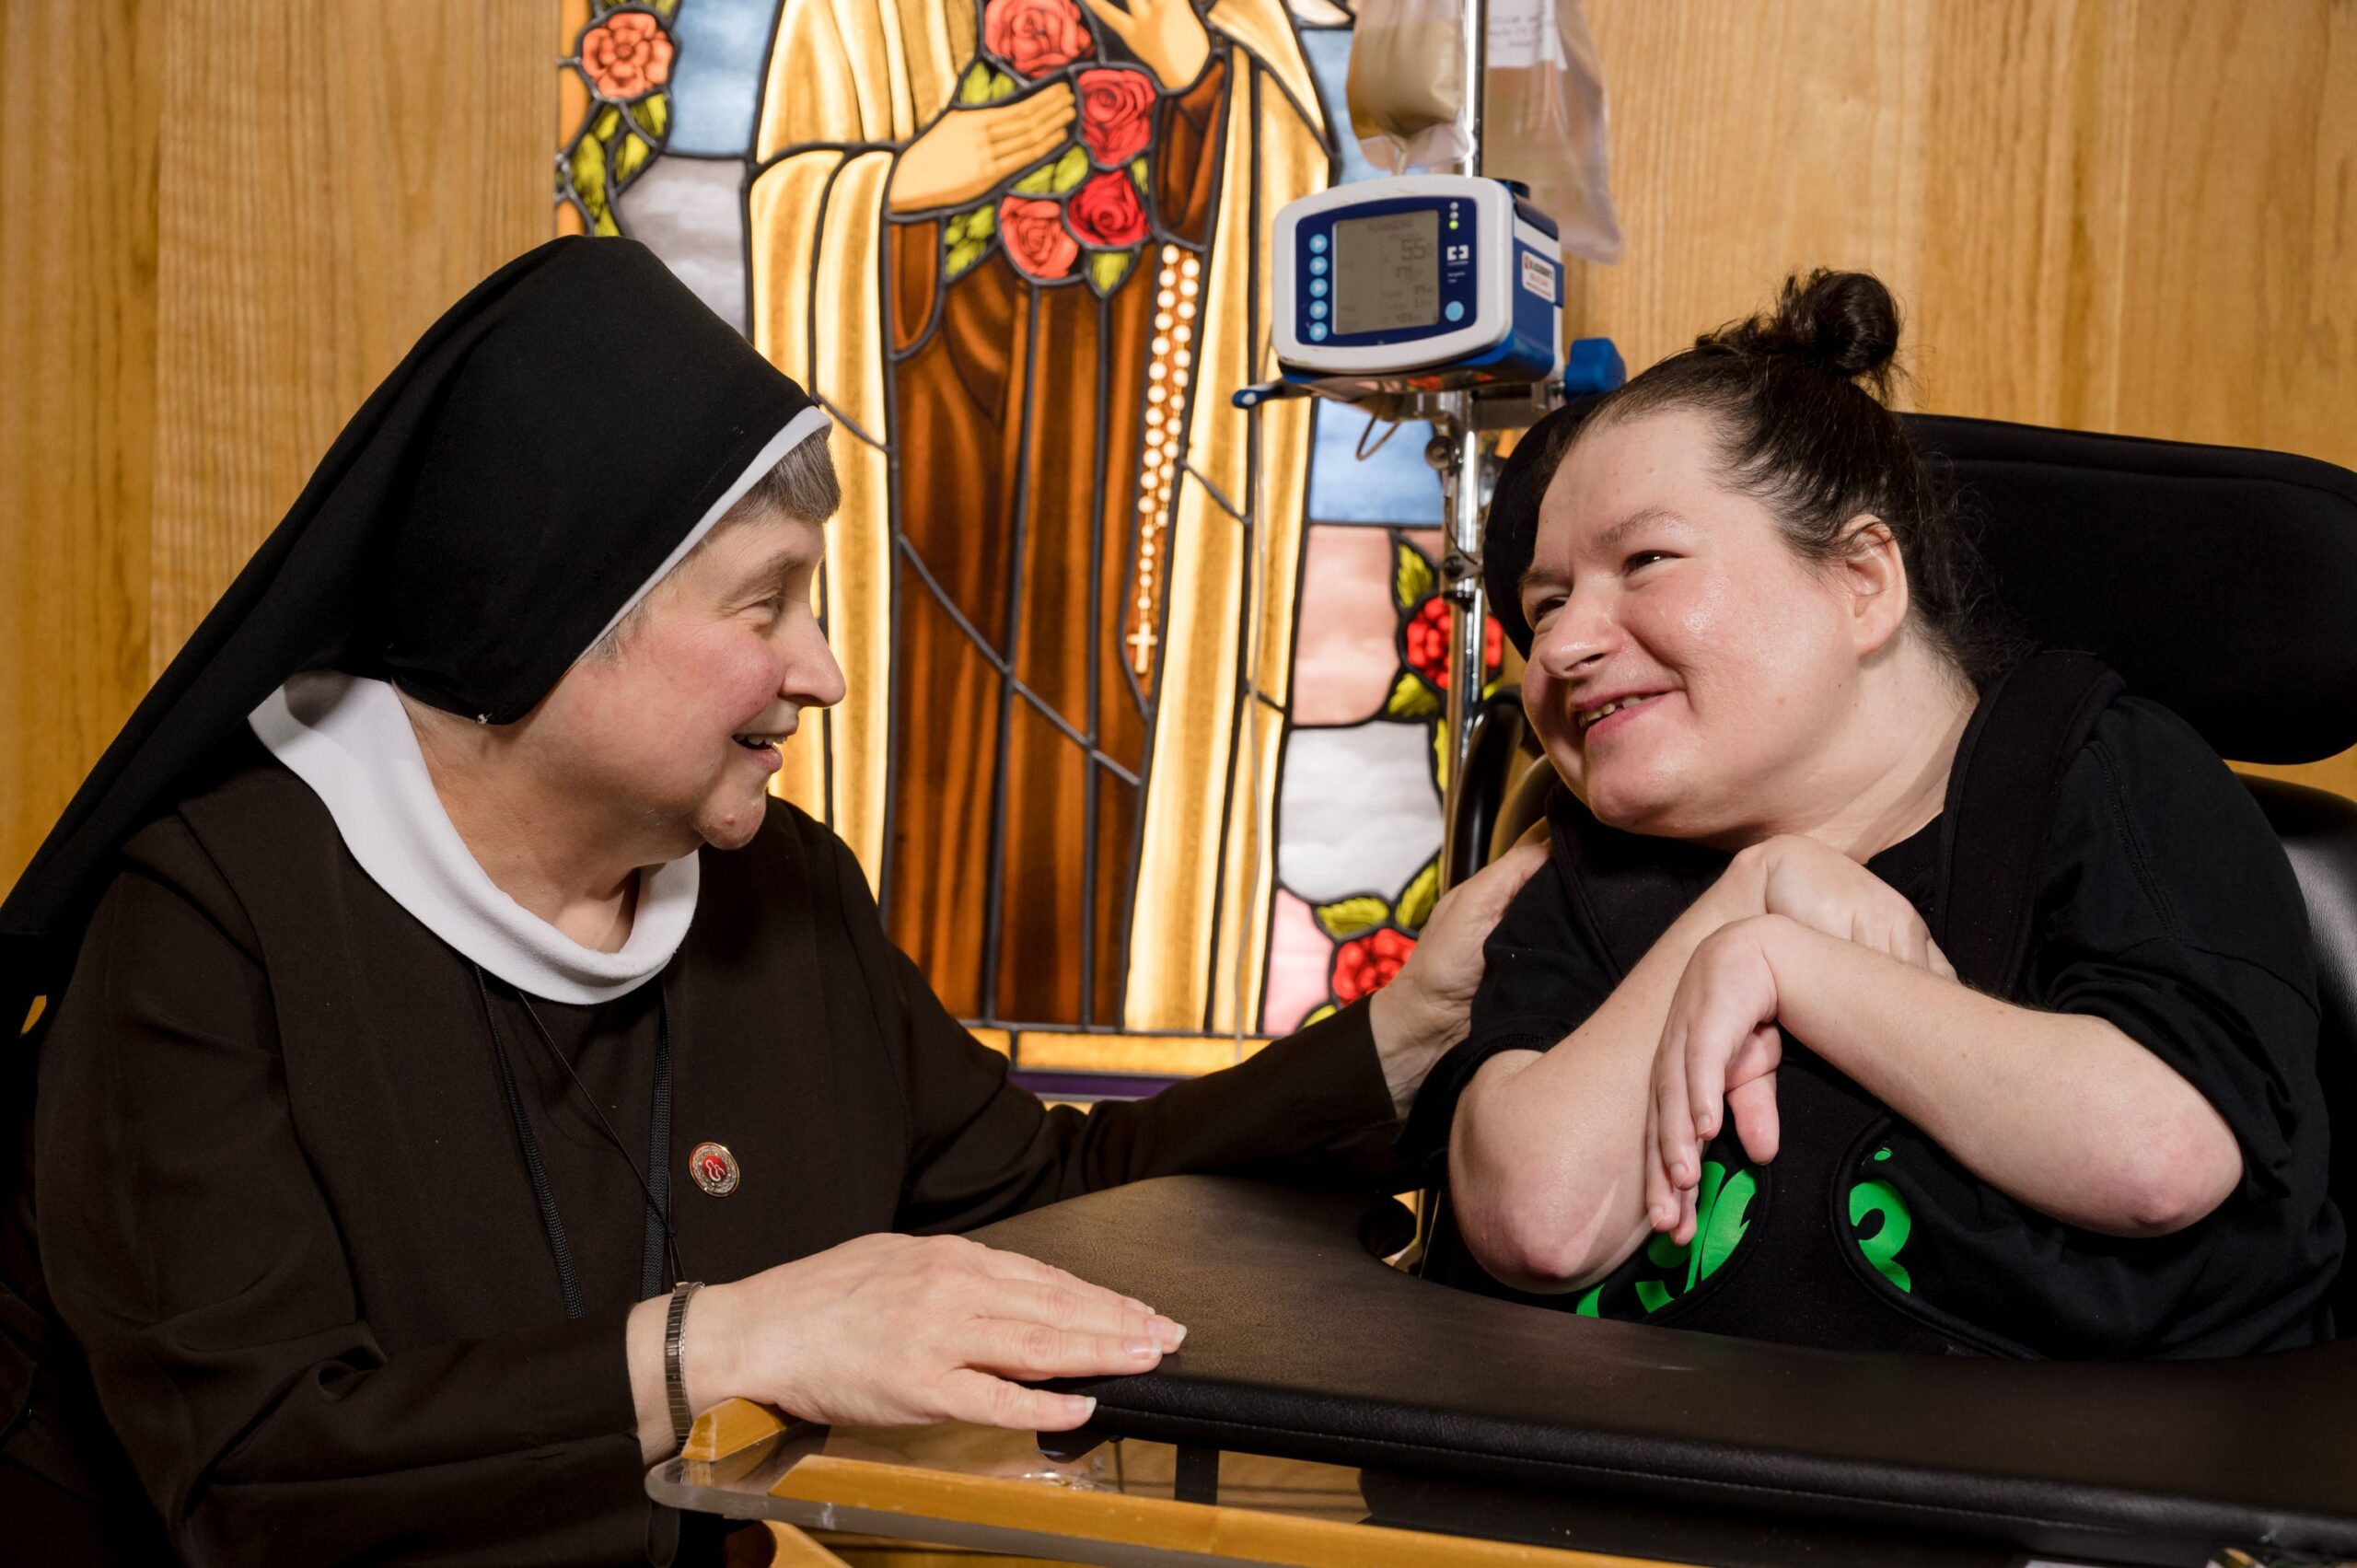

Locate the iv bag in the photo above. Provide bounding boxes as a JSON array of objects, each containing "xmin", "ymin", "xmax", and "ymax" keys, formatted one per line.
[
  {"xmin": 1482, "ymin": 0, "xmax": 1622, "ymax": 263},
  {"xmin": 1346, "ymin": 0, "xmax": 1623, "ymax": 265}
]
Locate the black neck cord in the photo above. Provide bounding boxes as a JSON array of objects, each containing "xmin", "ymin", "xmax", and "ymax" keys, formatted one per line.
[
  {"xmin": 515, "ymin": 987, "xmax": 679, "ymax": 1297},
  {"xmin": 475, "ymin": 968, "xmax": 679, "ymax": 1317}
]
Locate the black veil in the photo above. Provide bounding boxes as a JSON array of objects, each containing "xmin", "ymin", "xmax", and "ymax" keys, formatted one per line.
[{"xmin": 0, "ymin": 236, "xmax": 819, "ymax": 1026}]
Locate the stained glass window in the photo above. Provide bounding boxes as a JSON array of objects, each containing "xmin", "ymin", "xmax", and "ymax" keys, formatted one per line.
[{"xmin": 556, "ymin": 0, "xmax": 1499, "ymax": 1098}]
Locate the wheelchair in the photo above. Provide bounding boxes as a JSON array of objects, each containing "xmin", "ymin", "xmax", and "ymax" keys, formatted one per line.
[{"xmin": 972, "ymin": 412, "xmax": 2357, "ymax": 1566}]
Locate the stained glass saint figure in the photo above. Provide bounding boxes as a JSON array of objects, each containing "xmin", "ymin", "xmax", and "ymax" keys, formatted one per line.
[{"xmin": 749, "ymin": 0, "xmax": 1339, "ymax": 1034}]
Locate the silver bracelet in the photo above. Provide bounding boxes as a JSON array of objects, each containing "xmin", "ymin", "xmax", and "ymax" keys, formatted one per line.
[{"xmin": 665, "ymin": 1281, "xmax": 704, "ymax": 1449}]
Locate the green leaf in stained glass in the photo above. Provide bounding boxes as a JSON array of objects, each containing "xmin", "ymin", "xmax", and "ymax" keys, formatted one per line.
[
  {"xmin": 966, "ymin": 203, "xmax": 996, "ymax": 239},
  {"xmin": 1047, "ymin": 145, "xmax": 1089, "ymax": 194},
  {"xmin": 1394, "ymin": 856, "xmax": 1441, "ymax": 933},
  {"xmin": 568, "ymin": 136, "xmax": 613, "ymax": 235},
  {"xmin": 1301, "ymin": 1002, "xmax": 1338, "ymax": 1028},
  {"xmin": 632, "ymin": 92, "xmax": 669, "ymax": 140},
  {"xmin": 1384, "ymin": 670, "xmax": 1440, "ymax": 721},
  {"xmin": 1010, "ymin": 159, "xmax": 1059, "ymax": 196},
  {"xmin": 591, "ymin": 103, "xmax": 621, "ymax": 142},
  {"xmin": 613, "ymin": 132, "xmax": 652, "ymax": 187},
  {"xmin": 945, "ymin": 238, "xmax": 992, "ymax": 280},
  {"xmin": 945, "ymin": 211, "xmax": 970, "ymax": 247},
  {"xmin": 1312, "ymin": 896, "xmax": 1389, "ymax": 940},
  {"xmin": 990, "ymin": 70, "xmax": 1018, "ymax": 102},
  {"xmin": 956, "ymin": 63, "xmax": 996, "ymax": 105},
  {"xmin": 1129, "ymin": 156, "xmax": 1150, "ymax": 192},
  {"xmin": 1086, "ymin": 249, "xmax": 1134, "ymax": 294},
  {"xmin": 1394, "ymin": 541, "xmax": 1436, "ymax": 608}
]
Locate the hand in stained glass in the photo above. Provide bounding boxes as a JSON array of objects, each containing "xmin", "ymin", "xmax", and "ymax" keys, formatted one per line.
[
  {"xmin": 1075, "ymin": 0, "xmax": 1211, "ymax": 90},
  {"xmin": 888, "ymin": 84, "xmax": 1080, "ymax": 214}
]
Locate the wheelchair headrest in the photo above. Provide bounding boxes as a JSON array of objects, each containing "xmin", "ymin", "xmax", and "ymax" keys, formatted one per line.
[
  {"xmin": 1905, "ymin": 415, "xmax": 2357, "ymax": 764},
  {"xmin": 1483, "ymin": 407, "xmax": 2357, "ymax": 765}
]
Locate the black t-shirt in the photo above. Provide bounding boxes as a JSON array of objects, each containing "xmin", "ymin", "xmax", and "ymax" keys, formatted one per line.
[{"xmin": 1404, "ymin": 695, "xmax": 2344, "ymax": 1359}]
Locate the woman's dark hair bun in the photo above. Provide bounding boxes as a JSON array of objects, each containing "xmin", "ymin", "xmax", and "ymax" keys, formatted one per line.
[{"xmin": 1709, "ymin": 269, "xmax": 1901, "ymax": 393}]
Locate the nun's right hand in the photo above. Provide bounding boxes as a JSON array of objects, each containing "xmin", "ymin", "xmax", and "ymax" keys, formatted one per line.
[
  {"xmin": 888, "ymin": 86, "xmax": 1078, "ymax": 215},
  {"xmin": 686, "ymin": 1233, "xmax": 1185, "ymax": 1434}
]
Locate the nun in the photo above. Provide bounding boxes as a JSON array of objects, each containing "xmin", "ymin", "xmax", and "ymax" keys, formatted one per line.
[{"xmin": 0, "ymin": 239, "xmax": 1544, "ymax": 1565}]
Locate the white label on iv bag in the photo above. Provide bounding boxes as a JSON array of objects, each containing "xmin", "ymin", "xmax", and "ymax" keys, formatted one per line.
[
  {"xmin": 1488, "ymin": 0, "xmax": 1569, "ymax": 71},
  {"xmin": 1521, "ymin": 251, "xmax": 1558, "ymax": 303}
]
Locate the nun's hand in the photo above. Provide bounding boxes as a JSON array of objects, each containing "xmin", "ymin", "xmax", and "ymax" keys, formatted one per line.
[
  {"xmin": 1076, "ymin": 0, "xmax": 1211, "ymax": 91},
  {"xmin": 888, "ymin": 85, "xmax": 1078, "ymax": 215},
  {"xmin": 1366, "ymin": 834, "xmax": 1549, "ymax": 1117},
  {"xmin": 678, "ymin": 1234, "xmax": 1184, "ymax": 1439}
]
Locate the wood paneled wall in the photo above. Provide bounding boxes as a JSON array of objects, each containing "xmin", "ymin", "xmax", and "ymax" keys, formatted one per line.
[
  {"xmin": 3, "ymin": 0, "xmax": 2352, "ymax": 892},
  {"xmin": 1, "ymin": 0, "xmax": 548, "ymax": 893}
]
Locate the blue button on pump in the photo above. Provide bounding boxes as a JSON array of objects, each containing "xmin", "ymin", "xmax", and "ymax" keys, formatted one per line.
[
  {"xmin": 1308, "ymin": 323, "xmax": 1329, "ymax": 341},
  {"xmin": 1309, "ymin": 255, "xmax": 1328, "ymax": 276},
  {"xmin": 1308, "ymin": 233, "xmax": 1329, "ymax": 254},
  {"xmin": 1309, "ymin": 298, "xmax": 1328, "ymax": 319},
  {"xmin": 1445, "ymin": 300, "xmax": 1466, "ymax": 322},
  {"xmin": 1309, "ymin": 277, "xmax": 1328, "ymax": 297}
]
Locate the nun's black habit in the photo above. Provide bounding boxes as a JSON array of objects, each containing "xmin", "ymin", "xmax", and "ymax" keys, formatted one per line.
[{"xmin": 0, "ymin": 238, "xmax": 1404, "ymax": 1565}]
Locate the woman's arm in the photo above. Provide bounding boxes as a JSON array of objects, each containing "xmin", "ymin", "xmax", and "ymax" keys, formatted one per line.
[
  {"xmin": 1651, "ymin": 915, "xmax": 2245, "ymax": 1243},
  {"xmin": 1447, "ymin": 869, "xmax": 1762, "ymax": 1293},
  {"xmin": 1449, "ymin": 831, "xmax": 1966, "ymax": 1292}
]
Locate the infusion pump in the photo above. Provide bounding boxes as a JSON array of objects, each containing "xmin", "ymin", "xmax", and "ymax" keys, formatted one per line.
[{"xmin": 1271, "ymin": 174, "xmax": 1562, "ymax": 396}]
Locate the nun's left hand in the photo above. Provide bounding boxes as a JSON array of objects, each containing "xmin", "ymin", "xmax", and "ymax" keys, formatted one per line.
[
  {"xmin": 1365, "ymin": 835, "xmax": 1549, "ymax": 1118},
  {"xmin": 1077, "ymin": 0, "xmax": 1211, "ymax": 91}
]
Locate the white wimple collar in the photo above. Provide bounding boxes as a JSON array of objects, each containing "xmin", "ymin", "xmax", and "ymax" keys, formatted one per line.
[{"xmin": 250, "ymin": 671, "xmax": 698, "ymax": 1005}]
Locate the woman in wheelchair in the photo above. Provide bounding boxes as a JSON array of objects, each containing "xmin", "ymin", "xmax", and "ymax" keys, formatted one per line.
[{"xmin": 1410, "ymin": 270, "xmax": 2343, "ymax": 1358}]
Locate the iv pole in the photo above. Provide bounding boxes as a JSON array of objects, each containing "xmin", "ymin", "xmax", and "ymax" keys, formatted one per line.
[{"xmin": 1433, "ymin": 0, "xmax": 1491, "ymax": 892}]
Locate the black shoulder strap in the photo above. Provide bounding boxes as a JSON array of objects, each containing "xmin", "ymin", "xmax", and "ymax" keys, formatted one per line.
[
  {"xmin": 1547, "ymin": 789, "xmax": 1726, "ymax": 981},
  {"xmin": 1933, "ymin": 651, "xmax": 2124, "ymax": 995}
]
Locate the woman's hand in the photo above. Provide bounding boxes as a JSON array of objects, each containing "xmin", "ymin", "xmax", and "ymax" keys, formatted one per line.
[
  {"xmin": 888, "ymin": 86, "xmax": 1077, "ymax": 214},
  {"xmin": 1729, "ymin": 833, "xmax": 1954, "ymax": 978},
  {"xmin": 1368, "ymin": 835, "xmax": 1550, "ymax": 1116},
  {"xmin": 642, "ymin": 1233, "xmax": 1183, "ymax": 1454},
  {"xmin": 1647, "ymin": 914, "xmax": 1788, "ymax": 1245},
  {"xmin": 1076, "ymin": 0, "xmax": 1210, "ymax": 90}
]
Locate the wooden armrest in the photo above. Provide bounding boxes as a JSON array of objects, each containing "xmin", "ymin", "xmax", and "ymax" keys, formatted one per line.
[{"xmin": 685, "ymin": 1397, "xmax": 793, "ymax": 1463}]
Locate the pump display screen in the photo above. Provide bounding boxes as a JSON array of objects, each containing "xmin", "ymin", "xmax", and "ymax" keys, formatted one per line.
[{"xmin": 1331, "ymin": 210, "xmax": 1439, "ymax": 334}]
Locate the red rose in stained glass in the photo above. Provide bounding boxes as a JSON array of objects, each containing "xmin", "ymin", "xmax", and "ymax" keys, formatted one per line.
[
  {"xmin": 1076, "ymin": 67, "xmax": 1156, "ymax": 166},
  {"xmin": 579, "ymin": 11, "xmax": 674, "ymax": 101},
  {"xmin": 1065, "ymin": 169, "xmax": 1148, "ymax": 249},
  {"xmin": 998, "ymin": 196, "xmax": 1081, "ymax": 280},
  {"xmin": 1403, "ymin": 595, "xmax": 1505, "ymax": 690},
  {"xmin": 983, "ymin": 0, "xmax": 1092, "ymax": 77},
  {"xmin": 1330, "ymin": 927, "xmax": 1416, "ymax": 1005}
]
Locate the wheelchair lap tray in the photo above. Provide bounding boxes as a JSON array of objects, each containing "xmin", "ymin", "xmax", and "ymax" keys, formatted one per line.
[{"xmin": 969, "ymin": 1175, "xmax": 2357, "ymax": 1567}]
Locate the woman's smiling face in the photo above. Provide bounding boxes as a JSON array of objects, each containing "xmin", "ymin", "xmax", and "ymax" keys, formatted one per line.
[
  {"xmin": 1518, "ymin": 405, "xmax": 1874, "ymax": 844},
  {"xmin": 529, "ymin": 505, "xmax": 846, "ymax": 857}
]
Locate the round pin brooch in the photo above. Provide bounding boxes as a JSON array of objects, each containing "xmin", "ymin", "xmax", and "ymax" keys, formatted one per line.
[{"xmin": 689, "ymin": 1141, "xmax": 739, "ymax": 1197}]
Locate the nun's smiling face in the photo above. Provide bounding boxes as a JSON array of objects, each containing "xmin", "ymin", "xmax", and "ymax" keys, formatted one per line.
[{"xmin": 538, "ymin": 505, "xmax": 845, "ymax": 854}]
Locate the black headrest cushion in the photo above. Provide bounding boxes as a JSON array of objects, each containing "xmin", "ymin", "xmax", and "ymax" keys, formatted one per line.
[
  {"xmin": 1908, "ymin": 415, "xmax": 2357, "ymax": 764},
  {"xmin": 1482, "ymin": 408, "xmax": 2357, "ymax": 764}
]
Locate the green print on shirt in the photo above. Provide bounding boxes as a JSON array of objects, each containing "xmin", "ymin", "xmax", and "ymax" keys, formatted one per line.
[
  {"xmin": 1575, "ymin": 1159, "xmax": 1759, "ymax": 1318},
  {"xmin": 1849, "ymin": 1147, "xmax": 1914, "ymax": 1293}
]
